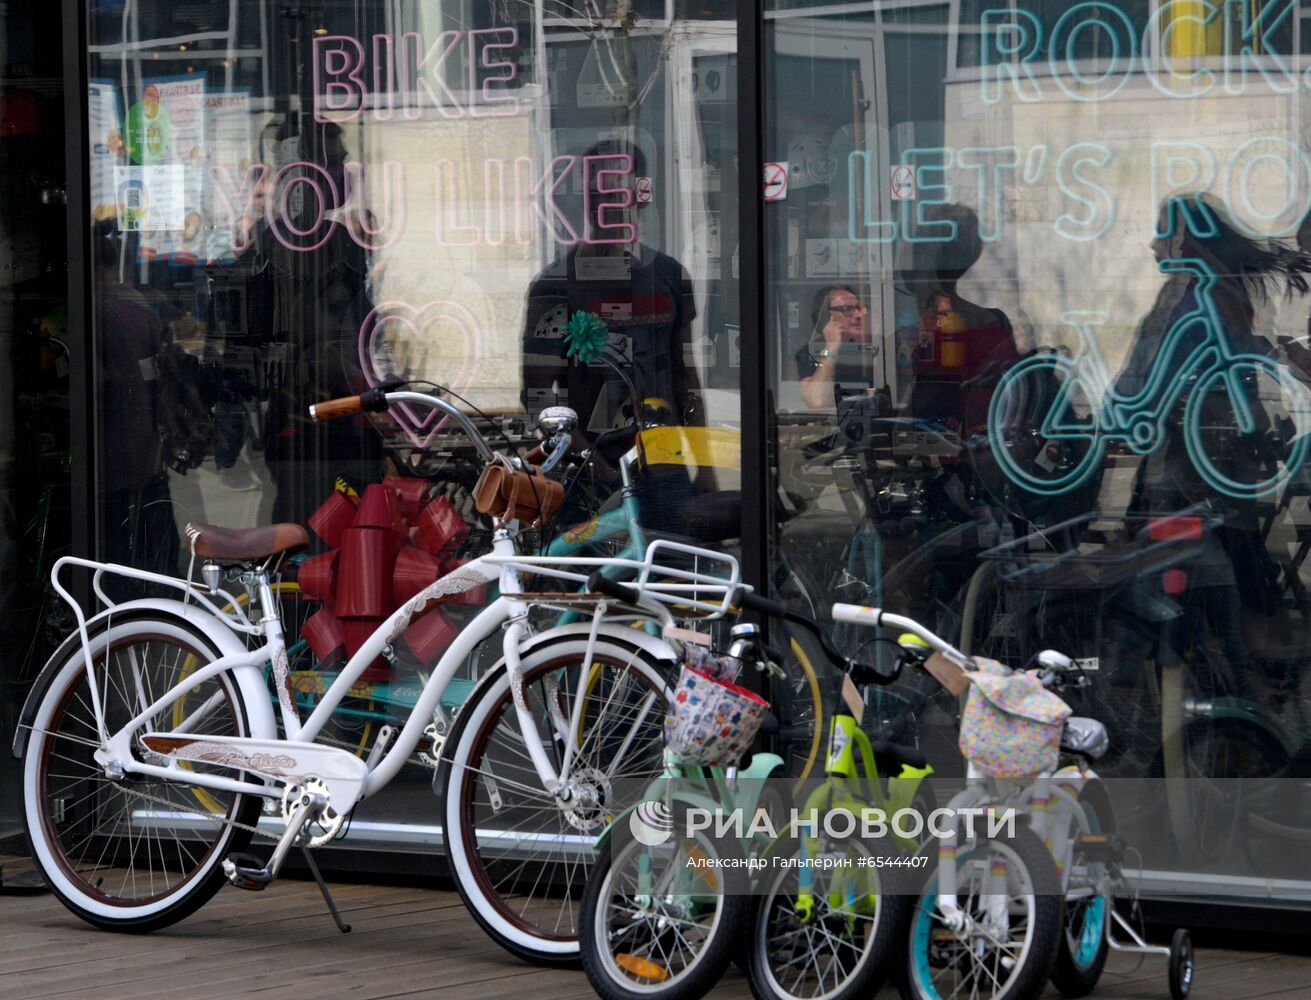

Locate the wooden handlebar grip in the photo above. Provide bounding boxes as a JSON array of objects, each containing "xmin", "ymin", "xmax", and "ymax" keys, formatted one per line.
[{"xmin": 309, "ymin": 396, "xmax": 364, "ymax": 421}]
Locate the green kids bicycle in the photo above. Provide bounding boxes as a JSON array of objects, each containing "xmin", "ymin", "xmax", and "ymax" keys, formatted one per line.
[{"xmin": 578, "ymin": 578, "xmax": 933, "ymax": 1000}]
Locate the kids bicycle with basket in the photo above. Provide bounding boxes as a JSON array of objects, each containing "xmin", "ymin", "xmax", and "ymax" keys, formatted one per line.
[
  {"xmin": 579, "ymin": 577, "xmax": 934, "ymax": 1000},
  {"xmin": 832, "ymin": 602, "xmax": 1196, "ymax": 1000},
  {"xmin": 575, "ymin": 586, "xmax": 784, "ymax": 1000}
]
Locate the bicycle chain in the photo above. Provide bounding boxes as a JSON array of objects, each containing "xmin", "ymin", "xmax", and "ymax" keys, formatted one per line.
[{"xmin": 113, "ymin": 733, "xmax": 441, "ymax": 844}]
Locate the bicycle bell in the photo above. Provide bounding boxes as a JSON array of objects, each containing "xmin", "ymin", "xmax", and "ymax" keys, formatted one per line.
[{"xmin": 537, "ymin": 405, "xmax": 578, "ymax": 439}]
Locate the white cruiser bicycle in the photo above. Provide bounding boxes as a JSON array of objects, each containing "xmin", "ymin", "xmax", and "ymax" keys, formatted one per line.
[{"xmin": 13, "ymin": 385, "xmax": 741, "ymax": 965}]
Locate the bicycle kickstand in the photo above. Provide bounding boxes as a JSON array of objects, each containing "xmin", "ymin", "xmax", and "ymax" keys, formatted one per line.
[{"xmin": 301, "ymin": 846, "xmax": 351, "ymax": 933}]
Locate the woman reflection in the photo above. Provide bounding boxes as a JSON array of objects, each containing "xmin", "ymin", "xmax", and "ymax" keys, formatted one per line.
[
  {"xmin": 900, "ymin": 203, "xmax": 1018, "ymax": 437},
  {"xmin": 1122, "ymin": 192, "xmax": 1311, "ymax": 702}
]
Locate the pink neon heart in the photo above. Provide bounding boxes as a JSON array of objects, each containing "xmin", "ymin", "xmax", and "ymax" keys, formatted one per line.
[{"xmin": 357, "ymin": 300, "xmax": 482, "ymax": 449}]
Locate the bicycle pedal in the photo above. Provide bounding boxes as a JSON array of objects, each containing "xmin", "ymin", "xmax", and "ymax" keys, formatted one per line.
[
  {"xmin": 222, "ymin": 853, "xmax": 273, "ymax": 891},
  {"xmin": 1075, "ymin": 833, "xmax": 1126, "ymax": 863}
]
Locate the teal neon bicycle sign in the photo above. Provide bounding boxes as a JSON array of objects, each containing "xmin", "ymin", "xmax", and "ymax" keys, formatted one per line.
[{"xmin": 987, "ymin": 257, "xmax": 1311, "ymax": 499}]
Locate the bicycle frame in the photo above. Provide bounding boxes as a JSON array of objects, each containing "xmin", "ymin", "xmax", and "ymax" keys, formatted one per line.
[
  {"xmin": 930, "ymin": 762, "xmax": 1091, "ymax": 925},
  {"xmin": 253, "ymin": 446, "xmax": 649, "ymax": 726},
  {"xmin": 48, "ymin": 530, "xmax": 739, "ymax": 812}
]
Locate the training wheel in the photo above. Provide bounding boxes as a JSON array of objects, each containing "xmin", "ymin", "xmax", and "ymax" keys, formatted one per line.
[{"xmin": 1169, "ymin": 928, "xmax": 1194, "ymax": 999}]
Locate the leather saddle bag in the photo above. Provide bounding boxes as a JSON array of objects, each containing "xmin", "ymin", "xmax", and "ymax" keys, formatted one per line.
[{"xmin": 473, "ymin": 459, "xmax": 564, "ymax": 525}]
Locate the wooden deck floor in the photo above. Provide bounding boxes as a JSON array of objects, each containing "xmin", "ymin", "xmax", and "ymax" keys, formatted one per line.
[{"xmin": 2, "ymin": 856, "xmax": 1309, "ymax": 999}]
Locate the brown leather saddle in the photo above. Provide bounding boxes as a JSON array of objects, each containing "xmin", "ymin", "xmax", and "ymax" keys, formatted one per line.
[{"xmin": 185, "ymin": 522, "xmax": 310, "ymax": 562}]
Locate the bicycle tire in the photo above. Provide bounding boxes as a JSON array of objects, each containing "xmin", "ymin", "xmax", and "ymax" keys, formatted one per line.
[
  {"xmin": 1050, "ymin": 780, "xmax": 1114, "ymax": 997},
  {"xmin": 1162, "ymin": 660, "xmax": 1285, "ymax": 864},
  {"xmin": 747, "ymin": 832, "xmax": 906, "ymax": 1000},
  {"xmin": 897, "ymin": 824, "xmax": 1063, "ymax": 1000},
  {"xmin": 437, "ymin": 633, "xmax": 673, "ymax": 966},
  {"xmin": 22, "ymin": 610, "xmax": 261, "ymax": 931},
  {"xmin": 581, "ymin": 803, "xmax": 749, "ymax": 1000},
  {"xmin": 778, "ymin": 626, "xmax": 826, "ymax": 796}
]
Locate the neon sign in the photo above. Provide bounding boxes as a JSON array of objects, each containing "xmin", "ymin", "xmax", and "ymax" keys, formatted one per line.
[
  {"xmin": 210, "ymin": 154, "xmax": 640, "ymax": 252},
  {"xmin": 849, "ymin": 136, "xmax": 1311, "ymax": 245},
  {"xmin": 313, "ymin": 28, "xmax": 522, "ymax": 121},
  {"xmin": 981, "ymin": 0, "xmax": 1299, "ymax": 104},
  {"xmin": 358, "ymin": 301, "xmax": 483, "ymax": 449},
  {"xmin": 985, "ymin": 257, "xmax": 1311, "ymax": 500}
]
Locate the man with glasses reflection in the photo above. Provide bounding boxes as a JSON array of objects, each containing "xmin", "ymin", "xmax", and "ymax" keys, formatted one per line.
[{"xmin": 796, "ymin": 284, "xmax": 879, "ymax": 410}]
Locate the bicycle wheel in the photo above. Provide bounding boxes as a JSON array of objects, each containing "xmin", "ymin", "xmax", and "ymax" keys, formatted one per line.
[
  {"xmin": 439, "ymin": 634, "xmax": 672, "ymax": 965},
  {"xmin": 774, "ymin": 626, "xmax": 826, "ymax": 795},
  {"xmin": 747, "ymin": 833, "xmax": 905, "ymax": 1000},
  {"xmin": 1162, "ymin": 658, "xmax": 1284, "ymax": 865},
  {"xmin": 22, "ymin": 611, "xmax": 261, "ymax": 931},
  {"xmin": 898, "ymin": 825, "xmax": 1062, "ymax": 1000},
  {"xmin": 987, "ymin": 354, "xmax": 1104, "ymax": 497},
  {"xmin": 1051, "ymin": 781, "xmax": 1114, "ymax": 998},
  {"xmin": 1185, "ymin": 355, "xmax": 1311, "ymax": 499},
  {"xmin": 581, "ymin": 803, "xmax": 749, "ymax": 1000}
]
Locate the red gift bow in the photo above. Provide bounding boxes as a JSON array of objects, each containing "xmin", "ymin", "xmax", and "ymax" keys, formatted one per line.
[{"xmin": 297, "ymin": 478, "xmax": 475, "ymax": 680}]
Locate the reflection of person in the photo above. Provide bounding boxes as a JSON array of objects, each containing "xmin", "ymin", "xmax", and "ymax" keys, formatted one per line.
[
  {"xmin": 263, "ymin": 121, "xmax": 382, "ymax": 526},
  {"xmin": 1118, "ymin": 193, "xmax": 1311, "ymax": 462},
  {"xmin": 521, "ymin": 140, "xmax": 699, "ymax": 439},
  {"xmin": 796, "ymin": 285, "xmax": 877, "ymax": 409},
  {"xmin": 899, "ymin": 204, "xmax": 1017, "ymax": 435},
  {"xmin": 1123, "ymin": 193, "xmax": 1311, "ymax": 701},
  {"xmin": 93, "ymin": 222, "xmax": 176, "ymax": 578}
]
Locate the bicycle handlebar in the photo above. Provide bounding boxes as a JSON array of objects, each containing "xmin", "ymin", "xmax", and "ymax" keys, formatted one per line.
[
  {"xmin": 309, "ymin": 388, "xmax": 497, "ymax": 463},
  {"xmin": 584, "ymin": 572, "xmax": 898, "ymax": 686},
  {"xmin": 733, "ymin": 589, "xmax": 895, "ymax": 684},
  {"xmin": 308, "ymin": 395, "xmax": 365, "ymax": 421},
  {"xmin": 832, "ymin": 603, "xmax": 972, "ymax": 668}
]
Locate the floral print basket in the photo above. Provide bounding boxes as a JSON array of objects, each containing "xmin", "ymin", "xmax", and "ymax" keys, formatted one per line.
[
  {"xmin": 664, "ymin": 660, "xmax": 770, "ymax": 767},
  {"xmin": 958, "ymin": 658, "xmax": 1073, "ymax": 778}
]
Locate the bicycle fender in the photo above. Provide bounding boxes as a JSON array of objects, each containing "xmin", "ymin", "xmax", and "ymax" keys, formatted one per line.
[
  {"xmin": 740, "ymin": 752, "xmax": 785, "ymax": 780},
  {"xmin": 13, "ymin": 599, "xmax": 277, "ymax": 758},
  {"xmin": 1196, "ymin": 696, "xmax": 1289, "ymax": 743},
  {"xmin": 518, "ymin": 621, "xmax": 679, "ymax": 662}
]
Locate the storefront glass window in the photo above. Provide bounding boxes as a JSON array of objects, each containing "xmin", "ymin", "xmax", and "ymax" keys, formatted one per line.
[
  {"xmin": 765, "ymin": 1, "xmax": 1311, "ymax": 893},
  {"xmin": 0, "ymin": 6, "xmax": 66, "ymax": 839},
  {"xmin": 83, "ymin": 1, "xmax": 739, "ymax": 843}
]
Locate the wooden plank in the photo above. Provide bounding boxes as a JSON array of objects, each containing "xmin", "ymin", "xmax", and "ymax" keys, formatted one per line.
[{"xmin": 2, "ymin": 875, "xmax": 1307, "ymax": 1000}]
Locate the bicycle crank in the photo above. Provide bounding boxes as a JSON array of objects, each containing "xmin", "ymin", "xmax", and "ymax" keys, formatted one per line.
[{"xmin": 222, "ymin": 778, "xmax": 342, "ymax": 890}]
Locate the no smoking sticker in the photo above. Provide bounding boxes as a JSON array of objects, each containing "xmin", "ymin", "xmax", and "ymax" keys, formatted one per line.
[
  {"xmin": 890, "ymin": 165, "xmax": 916, "ymax": 201},
  {"xmin": 763, "ymin": 161, "xmax": 789, "ymax": 201},
  {"xmin": 635, "ymin": 176, "xmax": 653, "ymax": 203}
]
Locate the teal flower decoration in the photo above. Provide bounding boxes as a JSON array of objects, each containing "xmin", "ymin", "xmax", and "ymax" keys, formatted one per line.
[{"xmin": 564, "ymin": 310, "xmax": 610, "ymax": 365}]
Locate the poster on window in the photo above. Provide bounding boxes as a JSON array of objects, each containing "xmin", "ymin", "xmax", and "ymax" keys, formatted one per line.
[
  {"xmin": 124, "ymin": 74, "xmax": 205, "ymax": 260},
  {"xmin": 114, "ymin": 165, "xmax": 185, "ymax": 239},
  {"xmin": 88, "ymin": 79, "xmax": 121, "ymax": 220},
  {"xmin": 202, "ymin": 89, "xmax": 253, "ymax": 263}
]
